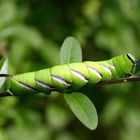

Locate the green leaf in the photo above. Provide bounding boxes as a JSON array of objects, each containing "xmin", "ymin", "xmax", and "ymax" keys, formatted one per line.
[
  {"xmin": 60, "ymin": 37, "xmax": 98, "ymax": 130},
  {"xmin": 60, "ymin": 36, "xmax": 82, "ymax": 64},
  {"xmin": 64, "ymin": 92, "xmax": 98, "ymax": 130},
  {"xmin": 0, "ymin": 58, "xmax": 8, "ymax": 88}
]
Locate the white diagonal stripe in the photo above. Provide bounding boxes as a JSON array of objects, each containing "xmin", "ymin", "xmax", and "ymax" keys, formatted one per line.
[
  {"xmin": 70, "ymin": 69, "xmax": 88, "ymax": 83},
  {"xmin": 100, "ymin": 64, "xmax": 112, "ymax": 75},
  {"xmin": 19, "ymin": 82, "xmax": 38, "ymax": 92},
  {"xmin": 109, "ymin": 64, "xmax": 115, "ymax": 70},
  {"xmin": 87, "ymin": 66, "xmax": 102, "ymax": 79},
  {"xmin": 35, "ymin": 80, "xmax": 54, "ymax": 90},
  {"xmin": 52, "ymin": 75, "xmax": 70, "ymax": 86}
]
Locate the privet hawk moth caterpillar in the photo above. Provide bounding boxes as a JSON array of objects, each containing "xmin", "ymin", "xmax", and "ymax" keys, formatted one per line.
[{"xmin": 0, "ymin": 54, "xmax": 136, "ymax": 95}]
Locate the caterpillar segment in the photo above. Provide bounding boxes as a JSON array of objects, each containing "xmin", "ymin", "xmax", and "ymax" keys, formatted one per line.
[
  {"xmin": 9, "ymin": 72, "xmax": 39, "ymax": 95},
  {"xmin": 7, "ymin": 54, "xmax": 136, "ymax": 95}
]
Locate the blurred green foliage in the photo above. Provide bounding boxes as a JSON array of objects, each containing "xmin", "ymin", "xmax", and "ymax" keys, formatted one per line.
[{"xmin": 0, "ymin": 0, "xmax": 140, "ymax": 139}]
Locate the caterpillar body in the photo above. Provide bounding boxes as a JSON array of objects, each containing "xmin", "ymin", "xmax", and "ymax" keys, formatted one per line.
[{"xmin": 3, "ymin": 54, "xmax": 136, "ymax": 95}]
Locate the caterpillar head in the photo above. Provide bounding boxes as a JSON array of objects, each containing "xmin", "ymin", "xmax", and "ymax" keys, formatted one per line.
[
  {"xmin": 112, "ymin": 54, "xmax": 137, "ymax": 77},
  {"xmin": 126, "ymin": 53, "xmax": 137, "ymax": 76}
]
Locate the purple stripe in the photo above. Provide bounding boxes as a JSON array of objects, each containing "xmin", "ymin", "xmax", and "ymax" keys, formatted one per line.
[
  {"xmin": 51, "ymin": 75, "xmax": 70, "ymax": 86},
  {"xmin": 35, "ymin": 80, "xmax": 54, "ymax": 90},
  {"xmin": 70, "ymin": 69, "xmax": 88, "ymax": 82},
  {"xmin": 19, "ymin": 81, "xmax": 39, "ymax": 93},
  {"xmin": 87, "ymin": 66, "xmax": 102, "ymax": 78},
  {"xmin": 127, "ymin": 54, "xmax": 136, "ymax": 65},
  {"xmin": 109, "ymin": 63, "xmax": 115, "ymax": 70},
  {"xmin": 100, "ymin": 64, "xmax": 112, "ymax": 75}
]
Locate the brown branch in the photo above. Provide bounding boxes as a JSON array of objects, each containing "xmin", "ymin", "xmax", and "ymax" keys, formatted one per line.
[
  {"xmin": 99, "ymin": 77, "xmax": 140, "ymax": 85},
  {"xmin": 0, "ymin": 91, "xmax": 13, "ymax": 97},
  {"xmin": 0, "ymin": 77, "xmax": 140, "ymax": 97}
]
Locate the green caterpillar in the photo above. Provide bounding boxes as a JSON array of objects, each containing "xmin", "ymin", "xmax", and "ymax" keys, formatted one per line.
[{"xmin": 1, "ymin": 54, "xmax": 136, "ymax": 95}]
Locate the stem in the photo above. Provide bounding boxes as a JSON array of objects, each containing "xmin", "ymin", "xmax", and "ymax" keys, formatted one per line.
[
  {"xmin": 0, "ymin": 77, "xmax": 140, "ymax": 97},
  {"xmin": 100, "ymin": 77, "xmax": 140, "ymax": 85},
  {"xmin": 0, "ymin": 91, "xmax": 13, "ymax": 97}
]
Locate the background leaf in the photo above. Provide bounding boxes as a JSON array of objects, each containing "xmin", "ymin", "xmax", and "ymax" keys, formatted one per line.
[
  {"xmin": 64, "ymin": 92, "xmax": 98, "ymax": 130},
  {"xmin": 1, "ymin": 0, "xmax": 140, "ymax": 139},
  {"xmin": 60, "ymin": 36, "xmax": 98, "ymax": 130},
  {"xmin": 60, "ymin": 36, "xmax": 82, "ymax": 64}
]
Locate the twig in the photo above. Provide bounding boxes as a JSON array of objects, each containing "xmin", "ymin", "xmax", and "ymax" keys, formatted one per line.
[
  {"xmin": 0, "ymin": 91, "xmax": 13, "ymax": 97},
  {"xmin": 99, "ymin": 77, "xmax": 140, "ymax": 85},
  {"xmin": 0, "ymin": 77, "xmax": 140, "ymax": 97}
]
